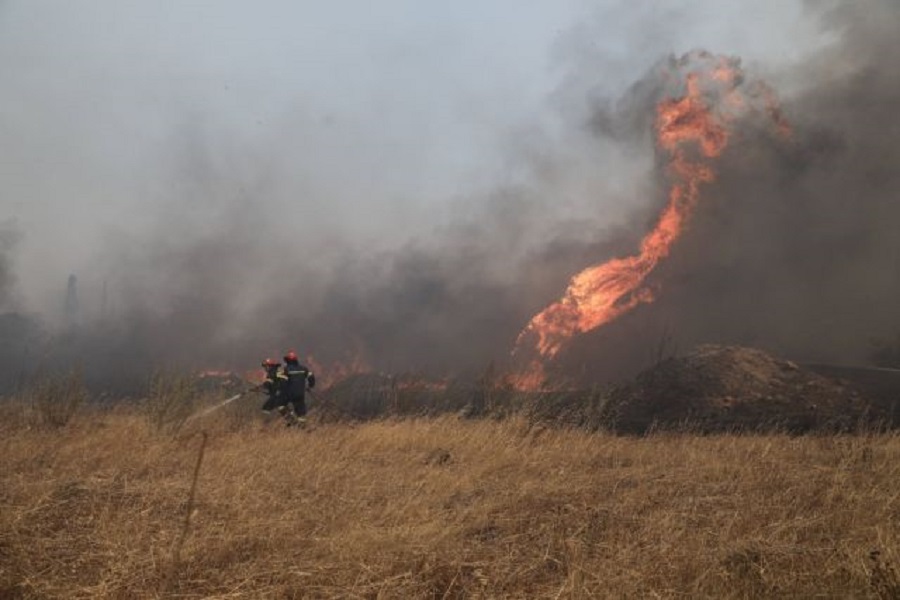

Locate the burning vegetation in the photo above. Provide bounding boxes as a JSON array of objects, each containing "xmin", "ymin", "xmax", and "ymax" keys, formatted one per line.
[
  {"xmin": 3, "ymin": 4, "xmax": 900, "ymax": 597},
  {"xmin": 515, "ymin": 52, "xmax": 791, "ymax": 369},
  {"xmin": 1, "ymin": 4, "xmax": 899, "ymax": 413}
]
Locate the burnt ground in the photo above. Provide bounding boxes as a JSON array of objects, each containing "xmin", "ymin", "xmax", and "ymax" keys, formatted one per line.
[
  {"xmin": 276, "ymin": 345, "xmax": 898, "ymax": 435},
  {"xmin": 507, "ymin": 345, "xmax": 897, "ymax": 434},
  {"xmin": 602, "ymin": 345, "xmax": 876, "ymax": 434}
]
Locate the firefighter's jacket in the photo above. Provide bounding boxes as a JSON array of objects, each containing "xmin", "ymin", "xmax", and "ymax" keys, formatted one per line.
[
  {"xmin": 262, "ymin": 365, "xmax": 284, "ymax": 398},
  {"xmin": 283, "ymin": 362, "xmax": 315, "ymax": 400}
]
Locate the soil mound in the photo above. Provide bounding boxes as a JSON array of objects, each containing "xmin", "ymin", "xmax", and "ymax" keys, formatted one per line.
[{"xmin": 608, "ymin": 345, "xmax": 870, "ymax": 433}]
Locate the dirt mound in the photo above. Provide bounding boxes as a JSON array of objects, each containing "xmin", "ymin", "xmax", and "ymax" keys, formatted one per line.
[{"xmin": 608, "ymin": 345, "xmax": 871, "ymax": 433}]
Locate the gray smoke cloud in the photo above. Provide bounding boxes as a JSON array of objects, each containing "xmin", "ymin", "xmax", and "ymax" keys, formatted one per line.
[
  {"xmin": 0, "ymin": 222, "xmax": 41, "ymax": 391},
  {"xmin": 0, "ymin": 222, "xmax": 18, "ymax": 310},
  {"xmin": 3, "ymin": 1, "xmax": 897, "ymax": 390},
  {"xmin": 555, "ymin": 0, "xmax": 900, "ymax": 380}
]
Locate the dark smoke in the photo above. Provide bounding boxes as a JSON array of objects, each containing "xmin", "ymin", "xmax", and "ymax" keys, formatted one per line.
[
  {"xmin": 0, "ymin": 223, "xmax": 43, "ymax": 392},
  {"xmin": 8, "ymin": 1, "xmax": 900, "ymax": 391},
  {"xmin": 692, "ymin": 0, "xmax": 900, "ymax": 362},
  {"xmin": 556, "ymin": 1, "xmax": 900, "ymax": 380},
  {"xmin": 0, "ymin": 221, "xmax": 18, "ymax": 310}
]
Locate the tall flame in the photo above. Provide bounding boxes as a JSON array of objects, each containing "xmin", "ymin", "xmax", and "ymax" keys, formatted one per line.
[{"xmin": 516, "ymin": 52, "xmax": 788, "ymax": 361}]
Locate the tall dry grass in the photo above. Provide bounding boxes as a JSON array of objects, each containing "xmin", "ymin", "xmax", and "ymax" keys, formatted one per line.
[{"xmin": 1, "ymin": 400, "xmax": 899, "ymax": 598}]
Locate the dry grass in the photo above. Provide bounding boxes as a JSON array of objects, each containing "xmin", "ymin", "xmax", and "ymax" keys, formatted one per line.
[{"xmin": 1, "ymin": 401, "xmax": 899, "ymax": 599}]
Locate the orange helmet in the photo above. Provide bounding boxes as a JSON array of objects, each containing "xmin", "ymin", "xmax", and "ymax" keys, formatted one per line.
[
  {"xmin": 284, "ymin": 350, "xmax": 299, "ymax": 363},
  {"xmin": 261, "ymin": 358, "xmax": 279, "ymax": 368}
]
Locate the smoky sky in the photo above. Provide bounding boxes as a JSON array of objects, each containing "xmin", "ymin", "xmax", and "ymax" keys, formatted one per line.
[
  {"xmin": 2, "ymin": 1, "xmax": 897, "ymax": 388},
  {"xmin": 0, "ymin": 221, "xmax": 18, "ymax": 310},
  {"xmin": 555, "ymin": 0, "xmax": 900, "ymax": 381}
]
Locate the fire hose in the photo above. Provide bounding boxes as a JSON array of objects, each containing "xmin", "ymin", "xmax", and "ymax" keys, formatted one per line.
[
  {"xmin": 183, "ymin": 392, "xmax": 246, "ymax": 424},
  {"xmin": 185, "ymin": 385, "xmax": 362, "ymax": 424},
  {"xmin": 183, "ymin": 384, "xmax": 262, "ymax": 424}
]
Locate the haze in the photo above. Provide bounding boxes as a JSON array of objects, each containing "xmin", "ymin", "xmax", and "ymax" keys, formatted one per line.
[{"xmin": 6, "ymin": 1, "xmax": 895, "ymax": 388}]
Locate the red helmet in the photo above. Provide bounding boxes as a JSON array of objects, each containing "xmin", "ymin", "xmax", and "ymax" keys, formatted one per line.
[
  {"xmin": 284, "ymin": 350, "xmax": 299, "ymax": 363},
  {"xmin": 261, "ymin": 358, "xmax": 279, "ymax": 368}
]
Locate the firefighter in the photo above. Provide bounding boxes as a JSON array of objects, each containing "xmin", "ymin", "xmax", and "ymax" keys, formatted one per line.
[
  {"xmin": 259, "ymin": 358, "xmax": 286, "ymax": 414},
  {"xmin": 282, "ymin": 350, "xmax": 316, "ymax": 426}
]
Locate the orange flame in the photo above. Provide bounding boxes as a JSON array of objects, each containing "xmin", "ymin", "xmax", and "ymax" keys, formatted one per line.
[
  {"xmin": 515, "ymin": 52, "xmax": 789, "ymax": 361},
  {"xmin": 305, "ymin": 353, "xmax": 372, "ymax": 389},
  {"xmin": 198, "ymin": 353, "xmax": 375, "ymax": 390},
  {"xmin": 503, "ymin": 359, "xmax": 548, "ymax": 391}
]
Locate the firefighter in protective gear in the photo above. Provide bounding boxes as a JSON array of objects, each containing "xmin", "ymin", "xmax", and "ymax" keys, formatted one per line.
[
  {"xmin": 259, "ymin": 358, "xmax": 286, "ymax": 414},
  {"xmin": 282, "ymin": 350, "xmax": 315, "ymax": 426}
]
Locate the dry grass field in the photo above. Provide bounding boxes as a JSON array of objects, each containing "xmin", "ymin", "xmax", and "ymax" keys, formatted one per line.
[{"xmin": 1, "ymin": 399, "xmax": 900, "ymax": 599}]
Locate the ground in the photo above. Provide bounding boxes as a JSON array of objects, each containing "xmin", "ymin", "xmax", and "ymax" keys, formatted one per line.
[
  {"xmin": 1, "ymin": 407, "xmax": 899, "ymax": 599},
  {"xmin": 606, "ymin": 344, "xmax": 873, "ymax": 433}
]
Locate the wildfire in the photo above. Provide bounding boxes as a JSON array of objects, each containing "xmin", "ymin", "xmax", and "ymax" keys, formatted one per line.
[
  {"xmin": 303, "ymin": 357, "xmax": 451, "ymax": 393},
  {"xmin": 503, "ymin": 359, "xmax": 548, "ymax": 392},
  {"xmin": 391, "ymin": 375, "xmax": 450, "ymax": 392},
  {"xmin": 305, "ymin": 353, "xmax": 372, "ymax": 389},
  {"xmin": 200, "ymin": 353, "xmax": 455, "ymax": 393},
  {"xmin": 515, "ymin": 51, "xmax": 790, "ymax": 361}
]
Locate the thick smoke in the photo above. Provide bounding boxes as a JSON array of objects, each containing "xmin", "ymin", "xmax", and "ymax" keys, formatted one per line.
[
  {"xmin": 0, "ymin": 222, "xmax": 17, "ymax": 310},
  {"xmin": 0, "ymin": 223, "xmax": 42, "ymax": 392},
  {"xmin": 691, "ymin": 0, "xmax": 900, "ymax": 362},
  {"xmin": 4, "ymin": 1, "xmax": 899, "ymax": 391},
  {"xmin": 556, "ymin": 1, "xmax": 900, "ymax": 380}
]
